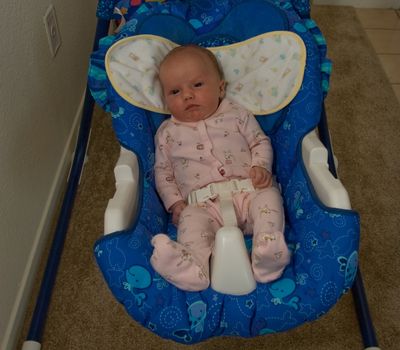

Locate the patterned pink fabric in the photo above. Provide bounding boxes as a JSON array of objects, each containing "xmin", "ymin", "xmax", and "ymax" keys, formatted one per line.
[
  {"xmin": 152, "ymin": 99, "xmax": 290, "ymax": 291},
  {"xmin": 151, "ymin": 187, "xmax": 290, "ymax": 291},
  {"xmin": 155, "ymin": 98, "xmax": 273, "ymax": 211}
]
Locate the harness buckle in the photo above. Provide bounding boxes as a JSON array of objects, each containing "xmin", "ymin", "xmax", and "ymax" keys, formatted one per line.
[{"xmin": 188, "ymin": 178, "xmax": 254, "ymax": 205}]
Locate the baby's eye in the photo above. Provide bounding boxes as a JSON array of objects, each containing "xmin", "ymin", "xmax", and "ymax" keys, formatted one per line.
[
  {"xmin": 194, "ymin": 82, "xmax": 204, "ymax": 88},
  {"xmin": 170, "ymin": 89, "xmax": 180, "ymax": 95}
]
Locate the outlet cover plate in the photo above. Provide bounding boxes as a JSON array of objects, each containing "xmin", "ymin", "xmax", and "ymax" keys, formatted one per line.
[{"xmin": 44, "ymin": 5, "xmax": 61, "ymax": 57}]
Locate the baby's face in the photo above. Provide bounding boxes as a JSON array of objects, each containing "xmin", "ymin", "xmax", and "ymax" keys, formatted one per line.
[{"xmin": 159, "ymin": 49, "xmax": 225, "ymax": 122}]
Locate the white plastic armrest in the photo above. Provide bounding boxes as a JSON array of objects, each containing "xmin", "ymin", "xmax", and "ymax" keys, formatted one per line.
[
  {"xmin": 302, "ymin": 130, "xmax": 351, "ymax": 210},
  {"xmin": 104, "ymin": 147, "xmax": 139, "ymax": 235}
]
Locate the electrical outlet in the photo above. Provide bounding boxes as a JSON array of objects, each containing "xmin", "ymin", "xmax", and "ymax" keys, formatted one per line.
[{"xmin": 44, "ymin": 5, "xmax": 61, "ymax": 57}]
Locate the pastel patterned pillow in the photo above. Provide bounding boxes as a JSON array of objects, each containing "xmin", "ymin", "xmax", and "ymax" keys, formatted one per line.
[{"xmin": 105, "ymin": 32, "xmax": 306, "ymax": 115}]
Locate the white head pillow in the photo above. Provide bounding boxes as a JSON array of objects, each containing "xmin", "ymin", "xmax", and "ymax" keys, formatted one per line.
[{"xmin": 105, "ymin": 32, "xmax": 306, "ymax": 115}]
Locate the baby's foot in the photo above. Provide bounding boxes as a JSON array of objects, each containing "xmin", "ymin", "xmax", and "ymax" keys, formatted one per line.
[
  {"xmin": 251, "ymin": 231, "xmax": 290, "ymax": 283},
  {"xmin": 150, "ymin": 233, "xmax": 210, "ymax": 291}
]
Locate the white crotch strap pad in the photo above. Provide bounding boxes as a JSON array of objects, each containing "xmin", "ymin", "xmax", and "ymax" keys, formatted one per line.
[{"xmin": 188, "ymin": 179, "xmax": 255, "ymax": 227}]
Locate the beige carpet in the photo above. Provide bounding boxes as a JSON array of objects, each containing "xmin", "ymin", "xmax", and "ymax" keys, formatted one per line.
[{"xmin": 18, "ymin": 5, "xmax": 400, "ymax": 350}]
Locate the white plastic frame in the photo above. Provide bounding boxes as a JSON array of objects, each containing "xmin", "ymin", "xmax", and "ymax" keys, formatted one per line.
[
  {"xmin": 301, "ymin": 129, "xmax": 351, "ymax": 210},
  {"xmin": 104, "ymin": 147, "xmax": 139, "ymax": 234}
]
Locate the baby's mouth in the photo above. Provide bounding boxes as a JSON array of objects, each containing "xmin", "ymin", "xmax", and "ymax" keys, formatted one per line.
[{"xmin": 185, "ymin": 104, "xmax": 199, "ymax": 111}]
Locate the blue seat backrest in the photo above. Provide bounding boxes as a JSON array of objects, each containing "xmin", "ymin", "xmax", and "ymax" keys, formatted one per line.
[{"xmin": 138, "ymin": 0, "xmax": 288, "ymax": 43}]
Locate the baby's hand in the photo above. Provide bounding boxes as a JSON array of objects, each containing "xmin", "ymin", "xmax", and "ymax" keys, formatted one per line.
[
  {"xmin": 170, "ymin": 200, "xmax": 187, "ymax": 226},
  {"xmin": 250, "ymin": 166, "xmax": 272, "ymax": 189}
]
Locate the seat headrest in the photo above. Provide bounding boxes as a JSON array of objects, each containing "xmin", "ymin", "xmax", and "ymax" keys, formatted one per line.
[{"xmin": 105, "ymin": 32, "xmax": 306, "ymax": 116}]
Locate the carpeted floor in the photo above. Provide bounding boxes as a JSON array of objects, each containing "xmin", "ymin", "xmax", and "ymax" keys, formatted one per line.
[{"xmin": 18, "ymin": 5, "xmax": 400, "ymax": 350}]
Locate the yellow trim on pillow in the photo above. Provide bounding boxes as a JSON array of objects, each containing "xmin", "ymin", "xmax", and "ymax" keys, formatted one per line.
[
  {"xmin": 105, "ymin": 34, "xmax": 177, "ymax": 114},
  {"xmin": 105, "ymin": 32, "xmax": 306, "ymax": 116}
]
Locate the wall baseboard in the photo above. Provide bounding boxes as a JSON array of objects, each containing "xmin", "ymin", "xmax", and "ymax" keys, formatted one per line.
[
  {"xmin": 313, "ymin": 0, "xmax": 400, "ymax": 8},
  {"xmin": 1, "ymin": 91, "xmax": 86, "ymax": 350}
]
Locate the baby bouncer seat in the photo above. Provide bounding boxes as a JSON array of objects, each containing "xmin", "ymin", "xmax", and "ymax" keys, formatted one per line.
[{"xmin": 89, "ymin": 0, "xmax": 362, "ymax": 344}]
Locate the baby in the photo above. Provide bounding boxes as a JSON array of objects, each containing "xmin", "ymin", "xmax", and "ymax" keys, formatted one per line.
[{"xmin": 150, "ymin": 44, "xmax": 290, "ymax": 291}]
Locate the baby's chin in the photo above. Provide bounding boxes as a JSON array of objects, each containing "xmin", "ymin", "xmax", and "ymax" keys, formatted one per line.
[{"xmin": 178, "ymin": 108, "xmax": 216, "ymax": 122}]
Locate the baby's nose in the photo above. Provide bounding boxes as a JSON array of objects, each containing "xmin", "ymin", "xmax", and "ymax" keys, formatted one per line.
[{"xmin": 183, "ymin": 89, "xmax": 194, "ymax": 100}]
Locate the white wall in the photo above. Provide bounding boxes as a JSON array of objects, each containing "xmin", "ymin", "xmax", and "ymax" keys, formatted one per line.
[
  {"xmin": 313, "ymin": 0, "xmax": 400, "ymax": 8},
  {"xmin": 0, "ymin": 0, "xmax": 97, "ymax": 349}
]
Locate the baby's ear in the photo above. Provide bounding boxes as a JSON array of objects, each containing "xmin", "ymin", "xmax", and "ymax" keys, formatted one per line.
[{"xmin": 219, "ymin": 80, "xmax": 226, "ymax": 98}]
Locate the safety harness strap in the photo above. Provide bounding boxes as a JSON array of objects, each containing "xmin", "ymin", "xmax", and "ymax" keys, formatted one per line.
[{"xmin": 188, "ymin": 179, "xmax": 255, "ymax": 227}]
